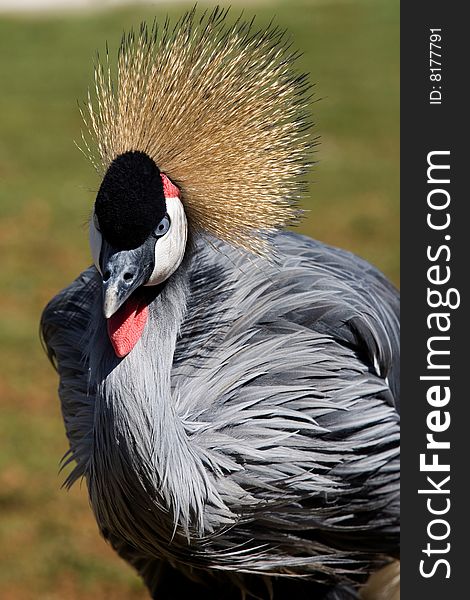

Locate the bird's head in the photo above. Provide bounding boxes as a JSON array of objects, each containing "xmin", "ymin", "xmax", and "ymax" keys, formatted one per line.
[
  {"xmin": 89, "ymin": 150, "xmax": 187, "ymax": 358},
  {"xmin": 82, "ymin": 9, "xmax": 312, "ymax": 357}
]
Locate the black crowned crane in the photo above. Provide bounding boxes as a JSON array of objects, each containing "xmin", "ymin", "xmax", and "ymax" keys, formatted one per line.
[{"xmin": 41, "ymin": 8, "xmax": 399, "ymax": 600}]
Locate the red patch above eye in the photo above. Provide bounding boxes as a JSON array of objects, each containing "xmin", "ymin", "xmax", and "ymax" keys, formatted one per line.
[{"xmin": 161, "ymin": 173, "xmax": 180, "ymax": 198}]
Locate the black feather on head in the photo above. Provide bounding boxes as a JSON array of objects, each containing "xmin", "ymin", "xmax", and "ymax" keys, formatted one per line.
[{"xmin": 95, "ymin": 151, "xmax": 166, "ymax": 250}]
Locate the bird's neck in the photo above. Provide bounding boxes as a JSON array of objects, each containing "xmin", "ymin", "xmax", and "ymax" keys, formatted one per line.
[{"xmin": 88, "ymin": 264, "xmax": 221, "ymax": 540}]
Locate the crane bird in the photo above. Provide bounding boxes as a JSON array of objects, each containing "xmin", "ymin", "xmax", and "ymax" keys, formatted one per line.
[{"xmin": 41, "ymin": 8, "xmax": 399, "ymax": 600}]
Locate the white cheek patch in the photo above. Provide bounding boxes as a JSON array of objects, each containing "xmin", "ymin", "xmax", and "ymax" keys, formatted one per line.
[
  {"xmin": 89, "ymin": 216, "xmax": 103, "ymax": 274},
  {"xmin": 145, "ymin": 196, "xmax": 187, "ymax": 286}
]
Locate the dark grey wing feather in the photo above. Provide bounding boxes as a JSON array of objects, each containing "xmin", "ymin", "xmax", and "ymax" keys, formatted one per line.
[{"xmin": 40, "ymin": 266, "xmax": 100, "ymax": 486}]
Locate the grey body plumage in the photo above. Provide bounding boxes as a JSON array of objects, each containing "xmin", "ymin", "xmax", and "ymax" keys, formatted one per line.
[{"xmin": 42, "ymin": 231, "xmax": 399, "ymax": 599}]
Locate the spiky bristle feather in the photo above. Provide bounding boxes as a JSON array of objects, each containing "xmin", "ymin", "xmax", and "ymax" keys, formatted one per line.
[{"xmin": 81, "ymin": 6, "xmax": 313, "ymax": 254}]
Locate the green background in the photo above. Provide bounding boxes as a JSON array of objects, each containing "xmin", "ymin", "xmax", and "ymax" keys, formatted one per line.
[{"xmin": 0, "ymin": 1, "xmax": 399, "ymax": 598}]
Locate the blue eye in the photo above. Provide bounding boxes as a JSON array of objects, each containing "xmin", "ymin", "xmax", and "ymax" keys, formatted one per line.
[{"xmin": 154, "ymin": 214, "xmax": 170, "ymax": 237}]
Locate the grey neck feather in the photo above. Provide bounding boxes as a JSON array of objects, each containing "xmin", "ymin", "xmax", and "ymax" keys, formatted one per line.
[{"xmin": 86, "ymin": 260, "xmax": 222, "ymax": 544}]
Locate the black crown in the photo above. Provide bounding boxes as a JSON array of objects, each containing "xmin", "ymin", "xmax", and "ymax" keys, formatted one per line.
[{"xmin": 95, "ymin": 151, "xmax": 166, "ymax": 250}]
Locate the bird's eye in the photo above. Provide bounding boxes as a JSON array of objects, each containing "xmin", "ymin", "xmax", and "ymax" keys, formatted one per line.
[
  {"xmin": 154, "ymin": 214, "xmax": 171, "ymax": 237},
  {"xmin": 93, "ymin": 212, "xmax": 101, "ymax": 232}
]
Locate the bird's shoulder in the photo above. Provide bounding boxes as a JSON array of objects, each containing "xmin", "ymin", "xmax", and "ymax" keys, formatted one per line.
[{"xmin": 175, "ymin": 231, "xmax": 400, "ymax": 410}]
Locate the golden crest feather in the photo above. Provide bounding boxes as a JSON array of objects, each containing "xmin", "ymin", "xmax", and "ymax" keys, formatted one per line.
[{"xmin": 81, "ymin": 6, "xmax": 313, "ymax": 253}]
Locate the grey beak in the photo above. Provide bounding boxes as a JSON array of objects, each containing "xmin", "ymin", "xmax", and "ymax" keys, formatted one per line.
[{"xmin": 101, "ymin": 243, "xmax": 154, "ymax": 319}]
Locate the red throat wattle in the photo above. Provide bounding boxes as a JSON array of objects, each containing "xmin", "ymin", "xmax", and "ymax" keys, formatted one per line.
[{"xmin": 107, "ymin": 293, "xmax": 149, "ymax": 358}]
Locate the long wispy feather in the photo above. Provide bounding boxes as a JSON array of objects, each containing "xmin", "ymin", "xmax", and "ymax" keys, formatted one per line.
[{"xmin": 81, "ymin": 6, "xmax": 313, "ymax": 253}]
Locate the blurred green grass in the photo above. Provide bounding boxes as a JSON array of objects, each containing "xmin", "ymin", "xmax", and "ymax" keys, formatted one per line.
[{"xmin": 0, "ymin": 1, "xmax": 398, "ymax": 598}]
